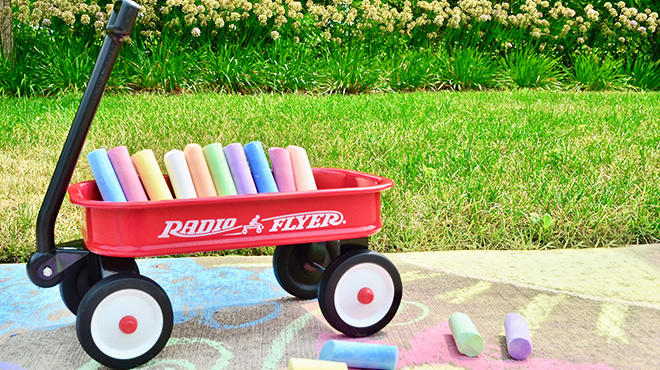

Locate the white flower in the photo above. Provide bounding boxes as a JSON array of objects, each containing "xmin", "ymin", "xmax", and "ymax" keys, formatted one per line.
[
  {"xmin": 270, "ymin": 30, "xmax": 280, "ymax": 40},
  {"xmin": 191, "ymin": 27, "xmax": 201, "ymax": 37}
]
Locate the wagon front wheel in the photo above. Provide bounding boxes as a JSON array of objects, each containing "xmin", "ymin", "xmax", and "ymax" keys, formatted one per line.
[
  {"xmin": 318, "ymin": 249, "xmax": 402, "ymax": 337},
  {"xmin": 273, "ymin": 241, "xmax": 338, "ymax": 299},
  {"xmin": 76, "ymin": 274, "xmax": 173, "ymax": 369}
]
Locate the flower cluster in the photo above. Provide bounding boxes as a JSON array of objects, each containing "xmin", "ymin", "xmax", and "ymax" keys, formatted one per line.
[{"xmin": 12, "ymin": 0, "xmax": 659, "ymax": 49}]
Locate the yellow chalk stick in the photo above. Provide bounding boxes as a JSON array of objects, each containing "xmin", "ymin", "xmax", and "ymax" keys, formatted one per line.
[
  {"xmin": 131, "ymin": 149, "xmax": 173, "ymax": 201},
  {"xmin": 289, "ymin": 358, "xmax": 347, "ymax": 370}
]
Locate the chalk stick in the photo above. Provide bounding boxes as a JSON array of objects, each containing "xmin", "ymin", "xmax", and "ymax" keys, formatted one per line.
[
  {"xmin": 289, "ymin": 358, "xmax": 347, "ymax": 370},
  {"xmin": 131, "ymin": 149, "xmax": 173, "ymax": 201},
  {"xmin": 184, "ymin": 144, "xmax": 217, "ymax": 198},
  {"xmin": 223, "ymin": 143, "xmax": 257, "ymax": 195},
  {"xmin": 268, "ymin": 147, "xmax": 296, "ymax": 192},
  {"xmin": 87, "ymin": 148, "xmax": 127, "ymax": 202},
  {"xmin": 244, "ymin": 141, "xmax": 278, "ymax": 193},
  {"xmin": 319, "ymin": 340, "xmax": 398, "ymax": 370},
  {"xmin": 505, "ymin": 313, "xmax": 532, "ymax": 360},
  {"xmin": 449, "ymin": 312, "xmax": 484, "ymax": 357},
  {"xmin": 164, "ymin": 150, "xmax": 197, "ymax": 199},
  {"xmin": 106, "ymin": 146, "xmax": 148, "ymax": 202},
  {"xmin": 203, "ymin": 143, "xmax": 237, "ymax": 196},
  {"xmin": 286, "ymin": 145, "xmax": 317, "ymax": 191}
]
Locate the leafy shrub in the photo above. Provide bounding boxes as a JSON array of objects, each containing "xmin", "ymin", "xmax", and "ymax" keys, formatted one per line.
[
  {"xmin": 571, "ymin": 53, "xmax": 629, "ymax": 90},
  {"xmin": 503, "ymin": 46, "xmax": 566, "ymax": 89},
  {"xmin": 625, "ymin": 56, "xmax": 660, "ymax": 90}
]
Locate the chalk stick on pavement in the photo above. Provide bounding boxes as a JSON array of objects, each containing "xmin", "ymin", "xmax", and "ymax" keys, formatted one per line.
[
  {"xmin": 244, "ymin": 141, "xmax": 278, "ymax": 193},
  {"xmin": 164, "ymin": 149, "xmax": 197, "ymax": 199},
  {"xmin": 505, "ymin": 313, "xmax": 533, "ymax": 360},
  {"xmin": 224, "ymin": 143, "xmax": 257, "ymax": 195},
  {"xmin": 449, "ymin": 312, "xmax": 484, "ymax": 357},
  {"xmin": 286, "ymin": 145, "xmax": 317, "ymax": 191},
  {"xmin": 87, "ymin": 148, "xmax": 127, "ymax": 202},
  {"xmin": 268, "ymin": 147, "xmax": 296, "ymax": 192},
  {"xmin": 203, "ymin": 143, "xmax": 237, "ymax": 196},
  {"xmin": 319, "ymin": 340, "xmax": 398, "ymax": 370},
  {"xmin": 289, "ymin": 358, "xmax": 347, "ymax": 370},
  {"xmin": 131, "ymin": 149, "xmax": 173, "ymax": 201},
  {"xmin": 107, "ymin": 146, "xmax": 148, "ymax": 202},
  {"xmin": 184, "ymin": 143, "xmax": 218, "ymax": 198}
]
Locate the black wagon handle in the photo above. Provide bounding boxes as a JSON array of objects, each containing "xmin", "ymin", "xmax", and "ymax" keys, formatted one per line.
[{"xmin": 27, "ymin": 0, "xmax": 140, "ymax": 287}]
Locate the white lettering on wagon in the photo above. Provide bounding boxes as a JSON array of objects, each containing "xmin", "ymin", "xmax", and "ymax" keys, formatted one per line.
[
  {"xmin": 157, "ymin": 211, "xmax": 346, "ymax": 238},
  {"xmin": 263, "ymin": 211, "xmax": 345, "ymax": 232},
  {"xmin": 158, "ymin": 218, "xmax": 238, "ymax": 238}
]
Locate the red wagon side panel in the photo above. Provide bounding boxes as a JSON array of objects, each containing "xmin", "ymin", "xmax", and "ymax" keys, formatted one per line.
[{"xmin": 69, "ymin": 168, "xmax": 393, "ymax": 257}]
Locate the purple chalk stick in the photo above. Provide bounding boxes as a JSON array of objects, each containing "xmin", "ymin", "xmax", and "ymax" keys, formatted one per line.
[
  {"xmin": 268, "ymin": 147, "xmax": 296, "ymax": 192},
  {"xmin": 224, "ymin": 143, "xmax": 257, "ymax": 195},
  {"xmin": 504, "ymin": 313, "xmax": 532, "ymax": 360}
]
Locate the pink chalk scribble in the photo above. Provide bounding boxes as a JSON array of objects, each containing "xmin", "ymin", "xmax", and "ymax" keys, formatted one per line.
[{"xmin": 396, "ymin": 322, "xmax": 618, "ymax": 370}]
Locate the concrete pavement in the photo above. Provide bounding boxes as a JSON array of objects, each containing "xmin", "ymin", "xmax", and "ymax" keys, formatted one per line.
[{"xmin": 1, "ymin": 245, "xmax": 659, "ymax": 369}]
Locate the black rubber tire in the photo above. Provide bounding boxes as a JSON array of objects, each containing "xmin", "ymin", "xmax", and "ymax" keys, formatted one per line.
[
  {"xmin": 273, "ymin": 242, "xmax": 336, "ymax": 299},
  {"xmin": 60, "ymin": 256, "xmax": 138, "ymax": 315},
  {"xmin": 76, "ymin": 274, "xmax": 173, "ymax": 369},
  {"xmin": 317, "ymin": 249, "xmax": 402, "ymax": 337}
]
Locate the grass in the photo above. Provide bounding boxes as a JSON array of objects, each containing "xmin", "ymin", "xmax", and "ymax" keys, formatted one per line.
[{"xmin": 2, "ymin": 90, "xmax": 660, "ymax": 263}]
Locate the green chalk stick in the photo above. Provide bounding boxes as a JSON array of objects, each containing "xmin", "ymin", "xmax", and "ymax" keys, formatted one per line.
[
  {"xmin": 203, "ymin": 143, "xmax": 238, "ymax": 196},
  {"xmin": 449, "ymin": 312, "xmax": 484, "ymax": 357}
]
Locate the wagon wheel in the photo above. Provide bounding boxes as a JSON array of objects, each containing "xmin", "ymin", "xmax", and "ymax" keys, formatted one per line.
[
  {"xmin": 60, "ymin": 256, "xmax": 139, "ymax": 315},
  {"xmin": 318, "ymin": 249, "xmax": 402, "ymax": 337},
  {"xmin": 273, "ymin": 241, "xmax": 339, "ymax": 299},
  {"xmin": 76, "ymin": 274, "xmax": 173, "ymax": 369}
]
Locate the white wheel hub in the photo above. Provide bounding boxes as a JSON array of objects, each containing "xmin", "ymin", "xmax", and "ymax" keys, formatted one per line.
[
  {"xmin": 90, "ymin": 289, "xmax": 164, "ymax": 359},
  {"xmin": 334, "ymin": 262, "xmax": 394, "ymax": 328}
]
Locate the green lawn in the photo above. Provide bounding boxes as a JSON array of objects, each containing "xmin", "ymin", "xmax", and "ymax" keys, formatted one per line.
[{"xmin": 2, "ymin": 90, "xmax": 659, "ymax": 263}]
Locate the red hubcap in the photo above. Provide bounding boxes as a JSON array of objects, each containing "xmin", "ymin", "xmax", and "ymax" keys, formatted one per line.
[
  {"xmin": 119, "ymin": 315, "xmax": 138, "ymax": 334},
  {"xmin": 357, "ymin": 287, "xmax": 375, "ymax": 304}
]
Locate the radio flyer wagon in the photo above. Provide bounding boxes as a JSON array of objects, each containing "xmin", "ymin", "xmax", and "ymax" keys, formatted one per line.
[{"xmin": 26, "ymin": 1, "xmax": 402, "ymax": 368}]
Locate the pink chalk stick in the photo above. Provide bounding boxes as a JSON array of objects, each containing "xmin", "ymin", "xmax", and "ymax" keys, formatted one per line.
[
  {"xmin": 107, "ymin": 146, "xmax": 148, "ymax": 202},
  {"xmin": 184, "ymin": 143, "xmax": 218, "ymax": 198},
  {"xmin": 286, "ymin": 145, "xmax": 317, "ymax": 191},
  {"xmin": 268, "ymin": 147, "xmax": 296, "ymax": 192}
]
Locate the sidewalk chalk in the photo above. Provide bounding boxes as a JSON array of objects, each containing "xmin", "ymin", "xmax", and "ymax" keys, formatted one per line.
[
  {"xmin": 244, "ymin": 141, "xmax": 278, "ymax": 193},
  {"xmin": 107, "ymin": 146, "xmax": 147, "ymax": 202},
  {"xmin": 203, "ymin": 143, "xmax": 237, "ymax": 196},
  {"xmin": 131, "ymin": 149, "xmax": 173, "ymax": 201},
  {"xmin": 287, "ymin": 145, "xmax": 317, "ymax": 191},
  {"xmin": 268, "ymin": 147, "xmax": 296, "ymax": 192},
  {"xmin": 87, "ymin": 148, "xmax": 127, "ymax": 202},
  {"xmin": 319, "ymin": 340, "xmax": 397, "ymax": 370},
  {"xmin": 449, "ymin": 312, "xmax": 484, "ymax": 357},
  {"xmin": 224, "ymin": 143, "xmax": 257, "ymax": 195},
  {"xmin": 164, "ymin": 149, "xmax": 197, "ymax": 199},
  {"xmin": 289, "ymin": 358, "xmax": 347, "ymax": 370},
  {"xmin": 505, "ymin": 313, "xmax": 533, "ymax": 360},
  {"xmin": 184, "ymin": 143, "xmax": 217, "ymax": 198}
]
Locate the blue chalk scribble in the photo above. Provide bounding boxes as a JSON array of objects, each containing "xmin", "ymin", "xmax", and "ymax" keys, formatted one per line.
[{"xmin": 0, "ymin": 258, "xmax": 287, "ymax": 337}]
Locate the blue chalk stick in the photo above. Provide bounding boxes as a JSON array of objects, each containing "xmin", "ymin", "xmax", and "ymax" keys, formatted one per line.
[
  {"xmin": 319, "ymin": 340, "xmax": 398, "ymax": 370},
  {"xmin": 244, "ymin": 141, "xmax": 278, "ymax": 193},
  {"xmin": 87, "ymin": 148, "xmax": 127, "ymax": 202}
]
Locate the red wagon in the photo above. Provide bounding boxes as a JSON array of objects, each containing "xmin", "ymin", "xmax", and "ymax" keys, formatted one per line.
[{"xmin": 26, "ymin": 1, "xmax": 402, "ymax": 369}]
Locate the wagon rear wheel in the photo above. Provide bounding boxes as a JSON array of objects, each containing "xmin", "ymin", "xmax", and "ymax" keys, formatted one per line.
[
  {"xmin": 76, "ymin": 274, "xmax": 173, "ymax": 369},
  {"xmin": 318, "ymin": 249, "xmax": 402, "ymax": 337},
  {"xmin": 60, "ymin": 256, "xmax": 139, "ymax": 315},
  {"xmin": 273, "ymin": 241, "xmax": 339, "ymax": 299}
]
